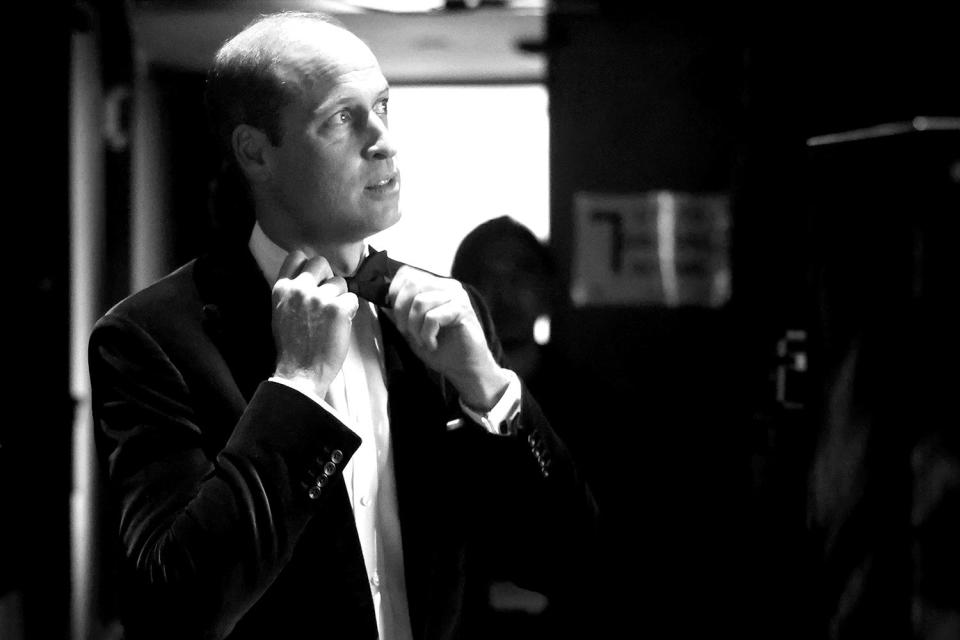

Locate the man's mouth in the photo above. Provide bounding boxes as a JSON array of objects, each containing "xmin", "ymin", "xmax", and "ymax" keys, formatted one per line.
[{"xmin": 365, "ymin": 173, "xmax": 399, "ymax": 192}]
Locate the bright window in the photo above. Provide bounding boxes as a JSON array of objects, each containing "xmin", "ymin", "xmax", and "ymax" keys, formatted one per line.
[{"xmin": 368, "ymin": 84, "xmax": 549, "ymax": 276}]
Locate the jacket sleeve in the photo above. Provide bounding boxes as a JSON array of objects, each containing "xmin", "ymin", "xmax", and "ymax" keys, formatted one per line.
[{"xmin": 89, "ymin": 312, "xmax": 361, "ymax": 639}]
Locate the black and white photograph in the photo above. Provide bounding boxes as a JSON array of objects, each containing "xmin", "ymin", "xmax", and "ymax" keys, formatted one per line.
[{"xmin": 2, "ymin": 1, "xmax": 958, "ymax": 639}]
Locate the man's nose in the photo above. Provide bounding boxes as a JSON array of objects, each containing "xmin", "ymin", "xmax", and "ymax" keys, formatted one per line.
[{"xmin": 364, "ymin": 113, "xmax": 397, "ymax": 160}]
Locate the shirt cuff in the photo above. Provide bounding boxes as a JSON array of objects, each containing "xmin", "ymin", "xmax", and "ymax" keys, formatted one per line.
[
  {"xmin": 459, "ymin": 369, "xmax": 522, "ymax": 436},
  {"xmin": 268, "ymin": 376, "xmax": 354, "ymax": 430}
]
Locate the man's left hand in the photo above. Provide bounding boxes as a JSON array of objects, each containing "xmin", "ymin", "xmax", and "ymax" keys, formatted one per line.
[{"xmin": 386, "ymin": 266, "xmax": 511, "ymax": 411}]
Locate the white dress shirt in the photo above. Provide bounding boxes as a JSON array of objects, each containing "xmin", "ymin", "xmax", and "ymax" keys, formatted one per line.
[{"xmin": 248, "ymin": 223, "xmax": 522, "ymax": 639}]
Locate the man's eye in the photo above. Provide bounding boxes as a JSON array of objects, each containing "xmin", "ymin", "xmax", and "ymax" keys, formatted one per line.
[
  {"xmin": 374, "ymin": 98, "xmax": 388, "ymax": 116},
  {"xmin": 329, "ymin": 110, "xmax": 352, "ymax": 126}
]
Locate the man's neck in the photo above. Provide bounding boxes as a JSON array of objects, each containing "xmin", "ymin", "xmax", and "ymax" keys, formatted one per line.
[
  {"xmin": 249, "ymin": 221, "xmax": 368, "ymax": 284},
  {"xmin": 254, "ymin": 218, "xmax": 366, "ymax": 277},
  {"xmin": 308, "ymin": 242, "xmax": 366, "ymax": 277}
]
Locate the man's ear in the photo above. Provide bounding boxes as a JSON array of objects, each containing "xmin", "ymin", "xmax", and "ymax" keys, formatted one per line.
[{"xmin": 232, "ymin": 124, "xmax": 273, "ymax": 183}]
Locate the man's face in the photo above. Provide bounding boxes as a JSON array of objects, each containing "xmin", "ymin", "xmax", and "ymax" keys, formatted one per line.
[{"xmin": 263, "ymin": 30, "xmax": 401, "ymax": 247}]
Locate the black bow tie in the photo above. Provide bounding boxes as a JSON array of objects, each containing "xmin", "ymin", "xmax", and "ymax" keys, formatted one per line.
[{"xmin": 345, "ymin": 249, "xmax": 405, "ymax": 308}]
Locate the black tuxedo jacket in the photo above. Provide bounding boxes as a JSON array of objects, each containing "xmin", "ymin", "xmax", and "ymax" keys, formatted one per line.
[{"xmin": 89, "ymin": 241, "xmax": 598, "ymax": 640}]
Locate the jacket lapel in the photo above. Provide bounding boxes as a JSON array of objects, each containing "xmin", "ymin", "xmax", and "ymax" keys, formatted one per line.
[{"xmin": 377, "ymin": 313, "xmax": 469, "ymax": 637}]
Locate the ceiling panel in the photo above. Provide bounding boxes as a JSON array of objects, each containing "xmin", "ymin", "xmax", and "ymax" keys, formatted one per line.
[{"xmin": 130, "ymin": 2, "xmax": 545, "ymax": 83}]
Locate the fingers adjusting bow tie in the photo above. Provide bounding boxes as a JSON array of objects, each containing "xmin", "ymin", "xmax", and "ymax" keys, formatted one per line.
[{"xmin": 345, "ymin": 249, "xmax": 405, "ymax": 308}]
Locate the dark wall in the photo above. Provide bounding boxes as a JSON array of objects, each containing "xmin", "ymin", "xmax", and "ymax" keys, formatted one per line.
[
  {"xmin": 150, "ymin": 67, "xmax": 224, "ymax": 272},
  {"xmin": 547, "ymin": 4, "xmax": 959, "ymax": 638},
  {"xmin": 805, "ymin": 129, "xmax": 960, "ymax": 639},
  {"xmin": 3, "ymin": 5, "xmax": 73, "ymax": 640},
  {"xmin": 547, "ymin": 8, "xmax": 756, "ymax": 636}
]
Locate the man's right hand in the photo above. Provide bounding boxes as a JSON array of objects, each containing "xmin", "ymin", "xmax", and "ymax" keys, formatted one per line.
[{"xmin": 271, "ymin": 250, "xmax": 358, "ymax": 400}]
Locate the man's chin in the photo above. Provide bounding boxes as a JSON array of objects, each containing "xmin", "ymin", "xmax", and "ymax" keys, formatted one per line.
[
  {"xmin": 343, "ymin": 207, "xmax": 399, "ymax": 244},
  {"xmin": 371, "ymin": 205, "xmax": 402, "ymax": 233}
]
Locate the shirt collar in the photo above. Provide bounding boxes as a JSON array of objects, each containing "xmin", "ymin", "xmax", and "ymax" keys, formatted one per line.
[{"xmin": 248, "ymin": 221, "xmax": 369, "ymax": 285}]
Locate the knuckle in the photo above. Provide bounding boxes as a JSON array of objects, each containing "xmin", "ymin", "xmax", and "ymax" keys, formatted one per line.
[
  {"xmin": 316, "ymin": 283, "xmax": 341, "ymax": 306},
  {"xmin": 334, "ymin": 293, "xmax": 354, "ymax": 310},
  {"xmin": 320, "ymin": 304, "xmax": 338, "ymax": 319},
  {"xmin": 272, "ymin": 278, "xmax": 293, "ymax": 295},
  {"xmin": 311, "ymin": 257, "xmax": 333, "ymax": 278},
  {"xmin": 298, "ymin": 270, "xmax": 314, "ymax": 284},
  {"xmin": 308, "ymin": 296, "xmax": 325, "ymax": 312},
  {"xmin": 285, "ymin": 276, "xmax": 307, "ymax": 293}
]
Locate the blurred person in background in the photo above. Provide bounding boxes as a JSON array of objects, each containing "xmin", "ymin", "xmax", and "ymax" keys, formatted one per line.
[{"xmin": 452, "ymin": 216, "xmax": 557, "ymax": 387}]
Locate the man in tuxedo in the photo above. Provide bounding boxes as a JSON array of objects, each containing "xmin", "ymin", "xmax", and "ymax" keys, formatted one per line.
[{"xmin": 89, "ymin": 11, "xmax": 598, "ymax": 640}]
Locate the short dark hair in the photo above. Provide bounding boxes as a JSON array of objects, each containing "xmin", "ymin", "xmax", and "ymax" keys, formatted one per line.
[{"xmin": 204, "ymin": 11, "xmax": 346, "ymax": 157}]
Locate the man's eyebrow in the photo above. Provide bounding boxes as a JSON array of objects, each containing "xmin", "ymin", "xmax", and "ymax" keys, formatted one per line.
[
  {"xmin": 314, "ymin": 95, "xmax": 351, "ymax": 114},
  {"xmin": 312, "ymin": 85, "xmax": 390, "ymax": 115}
]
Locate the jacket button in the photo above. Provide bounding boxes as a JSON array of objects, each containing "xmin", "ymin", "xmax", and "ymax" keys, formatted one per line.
[
  {"xmin": 330, "ymin": 449, "xmax": 344, "ymax": 464},
  {"xmin": 307, "ymin": 486, "xmax": 322, "ymax": 500},
  {"xmin": 323, "ymin": 461, "xmax": 337, "ymax": 476}
]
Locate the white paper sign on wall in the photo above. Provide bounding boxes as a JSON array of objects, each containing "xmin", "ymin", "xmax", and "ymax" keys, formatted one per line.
[{"xmin": 571, "ymin": 191, "xmax": 731, "ymax": 308}]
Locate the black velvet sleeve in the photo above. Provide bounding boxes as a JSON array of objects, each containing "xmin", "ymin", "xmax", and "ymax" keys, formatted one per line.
[{"xmin": 89, "ymin": 313, "xmax": 361, "ymax": 639}]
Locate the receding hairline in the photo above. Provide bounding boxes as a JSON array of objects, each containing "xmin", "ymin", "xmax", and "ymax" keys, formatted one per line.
[{"xmin": 214, "ymin": 12, "xmax": 375, "ymax": 75}]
